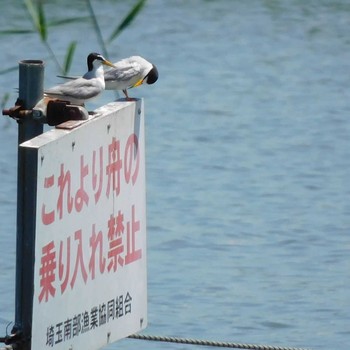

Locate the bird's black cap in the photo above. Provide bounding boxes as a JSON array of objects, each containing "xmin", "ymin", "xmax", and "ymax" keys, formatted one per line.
[
  {"xmin": 87, "ymin": 52, "xmax": 105, "ymax": 71},
  {"xmin": 146, "ymin": 65, "xmax": 159, "ymax": 85}
]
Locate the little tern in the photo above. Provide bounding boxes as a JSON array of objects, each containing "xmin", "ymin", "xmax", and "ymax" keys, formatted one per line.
[
  {"xmin": 45, "ymin": 52, "xmax": 115, "ymax": 105},
  {"xmin": 103, "ymin": 56, "xmax": 159, "ymax": 99}
]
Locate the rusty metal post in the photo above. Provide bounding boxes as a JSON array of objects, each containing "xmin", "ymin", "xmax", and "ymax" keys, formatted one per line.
[{"xmin": 12, "ymin": 60, "xmax": 44, "ymax": 350}]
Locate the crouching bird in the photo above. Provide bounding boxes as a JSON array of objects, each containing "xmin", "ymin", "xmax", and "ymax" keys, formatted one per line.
[
  {"xmin": 103, "ymin": 55, "xmax": 159, "ymax": 99},
  {"xmin": 45, "ymin": 52, "xmax": 115, "ymax": 105}
]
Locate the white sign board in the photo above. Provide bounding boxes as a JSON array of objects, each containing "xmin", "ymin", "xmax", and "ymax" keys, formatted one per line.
[{"xmin": 21, "ymin": 100, "xmax": 147, "ymax": 350}]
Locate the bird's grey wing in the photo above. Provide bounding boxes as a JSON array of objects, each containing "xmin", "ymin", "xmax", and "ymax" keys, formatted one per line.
[
  {"xmin": 56, "ymin": 74, "xmax": 81, "ymax": 80},
  {"xmin": 104, "ymin": 64, "xmax": 142, "ymax": 83},
  {"xmin": 46, "ymin": 78, "xmax": 101, "ymax": 99}
]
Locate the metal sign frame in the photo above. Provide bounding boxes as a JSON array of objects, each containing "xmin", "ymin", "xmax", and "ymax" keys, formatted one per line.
[{"xmin": 20, "ymin": 100, "xmax": 147, "ymax": 350}]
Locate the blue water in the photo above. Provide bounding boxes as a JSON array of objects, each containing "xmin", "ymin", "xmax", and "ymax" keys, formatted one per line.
[{"xmin": 1, "ymin": 1, "xmax": 350, "ymax": 349}]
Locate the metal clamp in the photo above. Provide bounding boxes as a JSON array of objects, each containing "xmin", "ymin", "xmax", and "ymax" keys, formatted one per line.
[
  {"xmin": 45, "ymin": 99, "xmax": 89, "ymax": 126},
  {"xmin": 2, "ymin": 98, "xmax": 89, "ymax": 126},
  {"xmin": 2, "ymin": 99, "xmax": 31, "ymax": 121}
]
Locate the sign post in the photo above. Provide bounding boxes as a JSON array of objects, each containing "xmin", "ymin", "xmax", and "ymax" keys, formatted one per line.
[
  {"xmin": 13, "ymin": 60, "xmax": 44, "ymax": 350},
  {"xmin": 20, "ymin": 100, "xmax": 148, "ymax": 350}
]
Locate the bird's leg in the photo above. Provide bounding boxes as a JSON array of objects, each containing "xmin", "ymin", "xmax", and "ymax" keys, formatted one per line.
[
  {"xmin": 123, "ymin": 89, "xmax": 129, "ymax": 99},
  {"xmin": 122, "ymin": 89, "xmax": 134, "ymax": 101}
]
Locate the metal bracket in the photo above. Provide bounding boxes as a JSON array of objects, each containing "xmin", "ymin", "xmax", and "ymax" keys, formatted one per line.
[
  {"xmin": 2, "ymin": 98, "xmax": 89, "ymax": 126},
  {"xmin": 46, "ymin": 99, "xmax": 89, "ymax": 126},
  {"xmin": 0, "ymin": 329, "xmax": 23, "ymax": 346},
  {"xmin": 2, "ymin": 99, "xmax": 31, "ymax": 121}
]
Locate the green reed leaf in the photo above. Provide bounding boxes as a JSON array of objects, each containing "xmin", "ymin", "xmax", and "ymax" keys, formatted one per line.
[
  {"xmin": 37, "ymin": 1, "xmax": 47, "ymax": 41},
  {"xmin": 0, "ymin": 65, "xmax": 18, "ymax": 75},
  {"xmin": 23, "ymin": 0, "xmax": 47, "ymax": 41},
  {"xmin": 23, "ymin": 0, "xmax": 39, "ymax": 29},
  {"xmin": 63, "ymin": 41, "xmax": 77, "ymax": 75},
  {"xmin": 85, "ymin": 0, "xmax": 108, "ymax": 58},
  {"xmin": 48, "ymin": 16, "xmax": 90, "ymax": 28},
  {"xmin": 1, "ymin": 93, "xmax": 10, "ymax": 110},
  {"xmin": 0, "ymin": 29, "xmax": 34, "ymax": 35},
  {"xmin": 108, "ymin": 0, "xmax": 147, "ymax": 43}
]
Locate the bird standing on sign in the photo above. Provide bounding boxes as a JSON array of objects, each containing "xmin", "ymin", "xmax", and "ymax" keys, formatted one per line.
[
  {"xmin": 103, "ymin": 56, "xmax": 159, "ymax": 99},
  {"xmin": 45, "ymin": 52, "xmax": 116, "ymax": 105}
]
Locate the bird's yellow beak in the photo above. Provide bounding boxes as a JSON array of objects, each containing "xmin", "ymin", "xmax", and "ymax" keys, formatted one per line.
[
  {"xmin": 132, "ymin": 78, "xmax": 144, "ymax": 88},
  {"xmin": 102, "ymin": 59, "xmax": 116, "ymax": 68}
]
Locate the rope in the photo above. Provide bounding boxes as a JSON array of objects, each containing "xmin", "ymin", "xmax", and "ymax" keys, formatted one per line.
[{"xmin": 128, "ymin": 334, "xmax": 312, "ymax": 350}]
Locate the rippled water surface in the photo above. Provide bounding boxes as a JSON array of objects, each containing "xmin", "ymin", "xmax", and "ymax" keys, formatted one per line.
[{"xmin": 0, "ymin": 1, "xmax": 350, "ymax": 350}]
